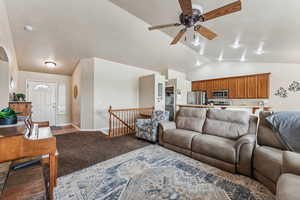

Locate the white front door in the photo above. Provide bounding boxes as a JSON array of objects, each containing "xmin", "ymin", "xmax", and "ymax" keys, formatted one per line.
[{"xmin": 27, "ymin": 81, "xmax": 57, "ymax": 126}]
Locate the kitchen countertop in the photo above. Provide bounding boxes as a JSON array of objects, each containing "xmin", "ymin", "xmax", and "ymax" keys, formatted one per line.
[{"xmin": 177, "ymin": 104, "xmax": 272, "ymax": 114}]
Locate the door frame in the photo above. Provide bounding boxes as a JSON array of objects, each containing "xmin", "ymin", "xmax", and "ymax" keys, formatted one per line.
[{"xmin": 26, "ymin": 80, "xmax": 58, "ymax": 126}]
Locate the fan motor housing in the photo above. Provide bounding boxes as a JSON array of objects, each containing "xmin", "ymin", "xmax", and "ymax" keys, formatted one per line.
[{"xmin": 180, "ymin": 9, "xmax": 201, "ymax": 28}]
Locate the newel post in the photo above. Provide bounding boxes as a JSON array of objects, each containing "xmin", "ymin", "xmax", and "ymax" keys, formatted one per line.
[{"xmin": 108, "ymin": 106, "xmax": 112, "ymax": 137}]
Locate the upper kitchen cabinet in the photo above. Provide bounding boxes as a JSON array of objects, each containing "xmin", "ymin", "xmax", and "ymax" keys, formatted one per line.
[
  {"xmin": 206, "ymin": 80, "xmax": 214, "ymax": 99},
  {"xmin": 247, "ymin": 75, "xmax": 258, "ymax": 98},
  {"xmin": 236, "ymin": 77, "xmax": 248, "ymax": 98},
  {"xmin": 213, "ymin": 79, "xmax": 228, "ymax": 90},
  {"xmin": 191, "ymin": 73, "xmax": 271, "ymax": 99},
  {"xmin": 257, "ymin": 73, "xmax": 270, "ymax": 98},
  {"xmin": 228, "ymin": 78, "xmax": 238, "ymax": 98}
]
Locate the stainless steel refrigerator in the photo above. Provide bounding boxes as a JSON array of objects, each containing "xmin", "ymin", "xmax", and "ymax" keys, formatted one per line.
[{"xmin": 187, "ymin": 91, "xmax": 208, "ymax": 105}]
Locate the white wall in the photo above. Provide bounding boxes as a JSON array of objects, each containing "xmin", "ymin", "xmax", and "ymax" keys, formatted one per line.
[
  {"xmin": 17, "ymin": 71, "xmax": 72, "ymax": 125},
  {"xmin": 187, "ymin": 62, "xmax": 300, "ymax": 110},
  {"xmin": 139, "ymin": 75, "xmax": 155, "ymax": 108},
  {"xmin": 0, "ymin": 61, "xmax": 9, "ymax": 109},
  {"xmin": 93, "ymin": 58, "xmax": 156, "ymax": 130},
  {"xmin": 0, "ymin": 0, "xmax": 18, "ymax": 107},
  {"xmin": 80, "ymin": 59, "xmax": 94, "ymax": 129}
]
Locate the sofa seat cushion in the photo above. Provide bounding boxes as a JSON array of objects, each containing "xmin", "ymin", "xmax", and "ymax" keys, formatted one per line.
[
  {"xmin": 176, "ymin": 108, "xmax": 207, "ymax": 133},
  {"xmin": 164, "ymin": 129, "xmax": 199, "ymax": 150},
  {"xmin": 254, "ymin": 146, "xmax": 283, "ymax": 183},
  {"xmin": 192, "ymin": 134, "xmax": 236, "ymax": 164},
  {"xmin": 277, "ymin": 174, "xmax": 300, "ymax": 200},
  {"xmin": 203, "ymin": 109, "xmax": 250, "ymax": 139}
]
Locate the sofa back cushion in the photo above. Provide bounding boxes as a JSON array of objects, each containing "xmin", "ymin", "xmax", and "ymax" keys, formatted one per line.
[
  {"xmin": 203, "ymin": 109, "xmax": 250, "ymax": 139},
  {"xmin": 176, "ymin": 107, "xmax": 207, "ymax": 133},
  {"xmin": 257, "ymin": 111, "xmax": 287, "ymax": 150}
]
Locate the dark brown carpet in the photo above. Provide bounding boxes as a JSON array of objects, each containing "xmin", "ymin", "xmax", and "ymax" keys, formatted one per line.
[{"xmin": 53, "ymin": 132, "xmax": 149, "ymax": 177}]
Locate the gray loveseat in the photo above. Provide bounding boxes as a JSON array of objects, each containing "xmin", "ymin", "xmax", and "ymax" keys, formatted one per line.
[{"xmin": 159, "ymin": 107, "xmax": 257, "ymax": 177}]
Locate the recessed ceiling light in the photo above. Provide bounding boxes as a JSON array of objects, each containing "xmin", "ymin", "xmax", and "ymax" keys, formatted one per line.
[
  {"xmin": 218, "ymin": 50, "xmax": 224, "ymax": 61},
  {"xmin": 24, "ymin": 25, "xmax": 33, "ymax": 32},
  {"xmin": 196, "ymin": 60, "xmax": 201, "ymax": 66},
  {"xmin": 240, "ymin": 49, "xmax": 247, "ymax": 62},
  {"xmin": 199, "ymin": 42, "xmax": 206, "ymax": 55},
  {"xmin": 255, "ymin": 42, "xmax": 265, "ymax": 55},
  {"xmin": 45, "ymin": 61, "xmax": 57, "ymax": 68},
  {"xmin": 230, "ymin": 35, "xmax": 242, "ymax": 49}
]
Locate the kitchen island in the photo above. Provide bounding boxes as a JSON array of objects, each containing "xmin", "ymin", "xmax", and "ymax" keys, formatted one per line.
[{"xmin": 177, "ymin": 104, "xmax": 272, "ymax": 114}]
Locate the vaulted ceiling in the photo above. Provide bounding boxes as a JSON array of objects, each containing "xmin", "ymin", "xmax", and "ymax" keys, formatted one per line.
[
  {"xmin": 4, "ymin": 0, "xmax": 300, "ymax": 75},
  {"xmin": 4, "ymin": 0, "xmax": 208, "ymax": 75}
]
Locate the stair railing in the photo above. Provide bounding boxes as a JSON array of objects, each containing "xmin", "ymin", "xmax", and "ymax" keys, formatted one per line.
[{"xmin": 108, "ymin": 106, "xmax": 154, "ymax": 137}]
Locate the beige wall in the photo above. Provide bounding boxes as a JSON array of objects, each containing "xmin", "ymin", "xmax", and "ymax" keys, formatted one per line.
[
  {"xmin": 0, "ymin": 0, "xmax": 18, "ymax": 108},
  {"xmin": 71, "ymin": 64, "xmax": 81, "ymax": 128},
  {"xmin": 187, "ymin": 62, "xmax": 300, "ymax": 110},
  {"xmin": 93, "ymin": 58, "xmax": 156, "ymax": 130},
  {"xmin": 17, "ymin": 71, "xmax": 72, "ymax": 125}
]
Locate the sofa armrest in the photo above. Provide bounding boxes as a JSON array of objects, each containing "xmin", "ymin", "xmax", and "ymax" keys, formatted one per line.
[
  {"xmin": 235, "ymin": 134, "xmax": 256, "ymax": 177},
  {"xmin": 158, "ymin": 121, "xmax": 176, "ymax": 145},
  {"xmin": 283, "ymin": 151, "xmax": 300, "ymax": 176}
]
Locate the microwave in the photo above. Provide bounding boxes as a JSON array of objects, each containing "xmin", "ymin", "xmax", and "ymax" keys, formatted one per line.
[{"xmin": 213, "ymin": 90, "xmax": 229, "ymax": 99}]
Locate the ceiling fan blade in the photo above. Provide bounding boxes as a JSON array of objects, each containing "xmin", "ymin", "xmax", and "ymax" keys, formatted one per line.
[
  {"xmin": 171, "ymin": 28, "xmax": 187, "ymax": 45},
  {"xmin": 194, "ymin": 25, "xmax": 217, "ymax": 40},
  {"xmin": 178, "ymin": 0, "xmax": 193, "ymax": 16},
  {"xmin": 200, "ymin": 1, "xmax": 241, "ymax": 22},
  {"xmin": 148, "ymin": 23, "xmax": 181, "ymax": 31}
]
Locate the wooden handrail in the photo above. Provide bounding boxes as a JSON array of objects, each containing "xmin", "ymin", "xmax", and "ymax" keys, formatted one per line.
[
  {"xmin": 108, "ymin": 106, "xmax": 154, "ymax": 137},
  {"xmin": 110, "ymin": 112, "xmax": 135, "ymax": 131},
  {"xmin": 109, "ymin": 107, "xmax": 154, "ymax": 112}
]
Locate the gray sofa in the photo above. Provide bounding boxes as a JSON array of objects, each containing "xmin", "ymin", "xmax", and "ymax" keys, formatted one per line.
[
  {"xmin": 277, "ymin": 151, "xmax": 300, "ymax": 200},
  {"xmin": 253, "ymin": 112, "xmax": 288, "ymax": 193},
  {"xmin": 159, "ymin": 107, "xmax": 257, "ymax": 177},
  {"xmin": 159, "ymin": 108, "xmax": 300, "ymax": 200}
]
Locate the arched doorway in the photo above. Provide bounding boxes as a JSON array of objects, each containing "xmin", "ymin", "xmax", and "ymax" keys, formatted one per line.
[{"xmin": 0, "ymin": 46, "xmax": 10, "ymax": 108}]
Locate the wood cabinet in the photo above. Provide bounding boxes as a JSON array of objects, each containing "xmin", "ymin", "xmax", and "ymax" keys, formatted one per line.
[
  {"xmin": 257, "ymin": 74, "xmax": 270, "ymax": 98},
  {"xmin": 236, "ymin": 77, "xmax": 247, "ymax": 98},
  {"xmin": 247, "ymin": 76, "xmax": 258, "ymax": 98},
  {"xmin": 191, "ymin": 73, "xmax": 270, "ymax": 99},
  {"xmin": 206, "ymin": 80, "xmax": 213, "ymax": 99},
  {"xmin": 228, "ymin": 78, "xmax": 238, "ymax": 98},
  {"xmin": 213, "ymin": 79, "xmax": 228, "ymax": 90},
  {"xmin": 9, "ymin": 102, "xmax": 32, "ymax": 116}
]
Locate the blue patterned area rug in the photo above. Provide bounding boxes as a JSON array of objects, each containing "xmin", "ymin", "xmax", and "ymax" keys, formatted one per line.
[{"xmin": 54, "ymin": 145, "xmax": 274, "ymax": 200}]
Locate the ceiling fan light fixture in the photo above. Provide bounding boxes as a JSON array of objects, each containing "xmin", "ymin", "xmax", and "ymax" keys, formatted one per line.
[
  {"xmin": 45, "ymin": 61, "xmax": 57, "ymax": 68},
  {"xmin": 192, "ymin": 36, "xmax": 201, "ymax": 46}
]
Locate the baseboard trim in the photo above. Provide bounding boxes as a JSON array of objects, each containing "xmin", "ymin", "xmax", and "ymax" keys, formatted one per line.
[
  {"xmin": 71, "ymin": 123, "xmax": 108, "ymax": 134},
  {"xmin": 80, "ymin": 129, "xmax": 102, "ymax": 132},
  {"xmin": 55, "ymin": 123, "xmax": 72, "ymax": 127}
]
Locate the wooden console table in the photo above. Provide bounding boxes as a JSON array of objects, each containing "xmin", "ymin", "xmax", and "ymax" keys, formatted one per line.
[{"xmin": 0, "ymin": 125, "xmax": 57, "ymax": 200}]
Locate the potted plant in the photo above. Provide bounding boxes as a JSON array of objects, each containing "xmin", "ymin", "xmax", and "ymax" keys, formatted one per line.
[{"xmin": 0, "ymin": 107, "xmax": 19, "ymax": 125}]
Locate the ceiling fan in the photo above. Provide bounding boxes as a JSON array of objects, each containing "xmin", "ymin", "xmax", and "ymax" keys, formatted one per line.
[{"xmin": 148, "ymin": 0, "xmax": 242, "ymax": 45}]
